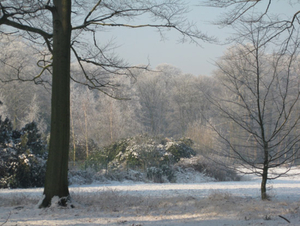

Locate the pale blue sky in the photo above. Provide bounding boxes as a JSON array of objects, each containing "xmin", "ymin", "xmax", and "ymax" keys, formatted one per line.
[{"xmin": 102, "ymin": 1, "xmax": 297, "ymax": 76}]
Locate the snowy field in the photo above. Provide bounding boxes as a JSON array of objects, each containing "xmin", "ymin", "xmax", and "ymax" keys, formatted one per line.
[{"xmin": 1, "ymin": 168, "xmax": 300, "ymax": 226}]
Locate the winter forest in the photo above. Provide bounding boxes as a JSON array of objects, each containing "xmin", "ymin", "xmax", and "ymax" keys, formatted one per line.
[{"xmin": 1, "ymin": 0, "xmax": 300, "ymax": 225}]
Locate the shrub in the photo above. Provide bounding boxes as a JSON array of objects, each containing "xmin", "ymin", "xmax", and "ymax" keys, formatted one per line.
[
  {"xmin": 146, "ymin": 165, "xmax": 176, "ymax": 183},
  {"xmin": 147, "ymin": 167, "xmax": 164, "ymax": 183},
  {"xmin": 161, "ymin": 164, "xmax": 176, "ymax": 182},
  {"xmin": 84, "ymin": 139, "xmax": 129, "ymax": 172},
  {"xmin": 0, "ymin": 117, "xmax": 47, "ymax": 188},
  {"xmin": 126, "ymin": 152, "xmax": 143, "ymax": 170},
  {"xmin": 166, "ymin": 142, "xmax": 196, "ymax": 162},
  {"xmin": 176, "ymin": 155, "xmax": 241, "ymax": 181},
  {"xmin": 0, "ymin": 148, "xmax": 47, "ymax": 188},
  {"xmin": 83, "ymin": 135, "xmax": 197, "ymax": 183},
  {"xmin": 68, "ymin": 170, "xmax": 93, "ymax": 185}
]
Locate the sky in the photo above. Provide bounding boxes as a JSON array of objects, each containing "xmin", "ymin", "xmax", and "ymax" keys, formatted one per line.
[{"xmin": 102, "ymin": 1, "xmax": 298, "ymax": 77}]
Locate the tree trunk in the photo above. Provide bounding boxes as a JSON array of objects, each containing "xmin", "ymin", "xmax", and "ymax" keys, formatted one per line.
[
  {"xmin": 261, "ymin": 144, "xmax": 269, "ymax": 200},
  {"xmin": 261, "ymin": 164, "xmax": 268, "ymax": 200},
  {"xmin": 40, "ymin": 0, "xmax": 72, "ymax": 207},
  {"xmin": 70, "ymin": 98, "xmax": 76, "ymax": 165}
]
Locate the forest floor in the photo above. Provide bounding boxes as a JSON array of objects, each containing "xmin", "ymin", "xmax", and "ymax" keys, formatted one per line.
[{"xmin": 1, "ymin": 167, "xmax": 300, "ymax": 226}]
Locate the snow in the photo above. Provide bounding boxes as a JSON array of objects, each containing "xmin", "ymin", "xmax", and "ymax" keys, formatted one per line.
[{"xmin": 1, "ymin": 168, "xmax": 300, "ymax": 225}]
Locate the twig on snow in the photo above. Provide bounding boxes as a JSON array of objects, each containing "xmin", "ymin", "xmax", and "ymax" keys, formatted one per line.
[
  {"xmin": 279, "ymin": 215, "xmax": 290, "ymax": 223},
  {"xmin": 0, "ymin": 211, "xmax": 11, "ymax": 226}
]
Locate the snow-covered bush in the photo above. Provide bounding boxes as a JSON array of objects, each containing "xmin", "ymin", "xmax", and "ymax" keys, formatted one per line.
[
  {"xmin": 83, "ymin": 135, "xmax": 195, "ymax": 183},
  {"xmin": 71, "ymin": 136, "xmax": 240, "ymax": 184},
  {"xmin": 0, "ymin": 116, "xmax": 47, "ymax": 188},
  {"xmin": 68, "ymin": 170, "xmax": 93, "ymax": 185},
  {"xmin": 176, "ymin": 156, "xmax": 241, "ymax": 181},
  {"xmin": 166, "ymin": 140, "xmax": 196, "ymax": 162},
  {"xmin": 147, "ymin": 167, "xmax": 164, "ymax": 183},
  {"xmin": 147, "ymin": 165, "xmax": 175, "ymax": 183},
  {"xmin": 0, "ymin": 116, "xmax": 12, "ymax": 145}
]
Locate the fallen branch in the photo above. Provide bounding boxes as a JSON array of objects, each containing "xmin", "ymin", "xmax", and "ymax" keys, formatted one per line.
[
  {"xmin": 0, "ymin": 211, "xmax": 11, "ymax": 226},
  {"xmin": 279, "ymin": 215, "xmax": 290, "ymax": 223}
]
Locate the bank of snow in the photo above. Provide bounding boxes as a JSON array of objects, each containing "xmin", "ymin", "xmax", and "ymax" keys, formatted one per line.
[{"xmin": 1, "ymin": 167, "xmax": 300, "ymax": 225}]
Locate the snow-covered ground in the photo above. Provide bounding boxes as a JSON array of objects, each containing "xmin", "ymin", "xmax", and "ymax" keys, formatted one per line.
[{"xmin": 1, "ymin": 168, "xmax": 300, "ymax": 226}]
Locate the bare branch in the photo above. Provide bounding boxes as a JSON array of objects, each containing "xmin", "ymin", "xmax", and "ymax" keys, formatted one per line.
[{"xmin": 0, "ymin": 17, "xmax": 52, "ymax": 39}]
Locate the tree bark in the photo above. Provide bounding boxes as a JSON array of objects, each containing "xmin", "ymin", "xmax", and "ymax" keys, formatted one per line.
[
  {"xmin": 40, "ymin": 0, "xmax": 72, "ymax": 207},
  {"xmin": 261, "ymin": 144, "xmax": 269, "ymax": 200},
  {"xmin": 261, "ymin": 164, "xmax": 268, "ymax": 200}
]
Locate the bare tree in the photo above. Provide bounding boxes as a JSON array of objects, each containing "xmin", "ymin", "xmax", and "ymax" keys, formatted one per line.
[
  {"xmin": 70, "ymin": 84, "xmax": 97, "ymax": 160},
  {"xmin": 208, "ymin": 21, "xmax": 300, "ymax": 200},
  {"xmin": 203, "ymin": 1, "xmax": 300, "ymax": 45},
  {"xmin": 0, "ymin": 37, "xmax": 51, "ymax": 130},
  {"xmin": 169, "ymin": 74, "xmax": 204, "ymax": 137},
  {"xmin": 0, "ymin": 0, "xmax": 210, "ymax": 207},
  {"xmin": 136, "ymin": 69, "xmax": 170, "ymax": 136}
]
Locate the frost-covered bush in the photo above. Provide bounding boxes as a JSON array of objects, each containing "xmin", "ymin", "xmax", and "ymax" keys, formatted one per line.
[
  {"xmin": 0, "ymin": 116, "xmax": 13, "ymax": 145},
  {"xmin": 4, "ymin": 152, "xmax": 47, "ymax": 188},
  {"xmin": 0, "ymin": 116, "xmax": 47, "ymax": 188},
  {"xmin": 176, "ymin": 155, "xmax": 241, "ymax": 181},
  {"xmin": 166, "ymin": 140, "xmax": 196, "ymax": 162},
  {"xmin": 147, "ymin": 167, "xmax": 164, "ymax": 183},
  {"xmin": 68, "ymin": 170, "xmax": 93, "ymax": 185},
  {"xmin": 147, "ymin": 165, "xmax": 175, "ymax": 183},
  {"xmin": 85, "ymin": 139, "xmax": 128, "ymax": 172},
  {"xmin": 84, "ymin": 135, "xmax": 195, "ymax": 183}
]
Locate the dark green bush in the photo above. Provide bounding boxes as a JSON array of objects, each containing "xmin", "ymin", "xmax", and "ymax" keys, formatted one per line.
[
  {"xmin": 167, "ymin": 143, "xmax": 196, "ymax": 162},
  {"xmin": 126, "ymin": 152, "xmax": 143, "ymax": 170},
  {"xmin": 147, "ymin": 167, "xmax": 163, "ymax": 183},
  {"xmin": 0, "ymin": 117, "xmax": 47, "ymax": 188}
]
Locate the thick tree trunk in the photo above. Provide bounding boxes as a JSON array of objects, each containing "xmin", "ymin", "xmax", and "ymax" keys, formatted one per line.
[{"xmin": 40, "ymin": 0, "xmax": 72, "ymax": 207}]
